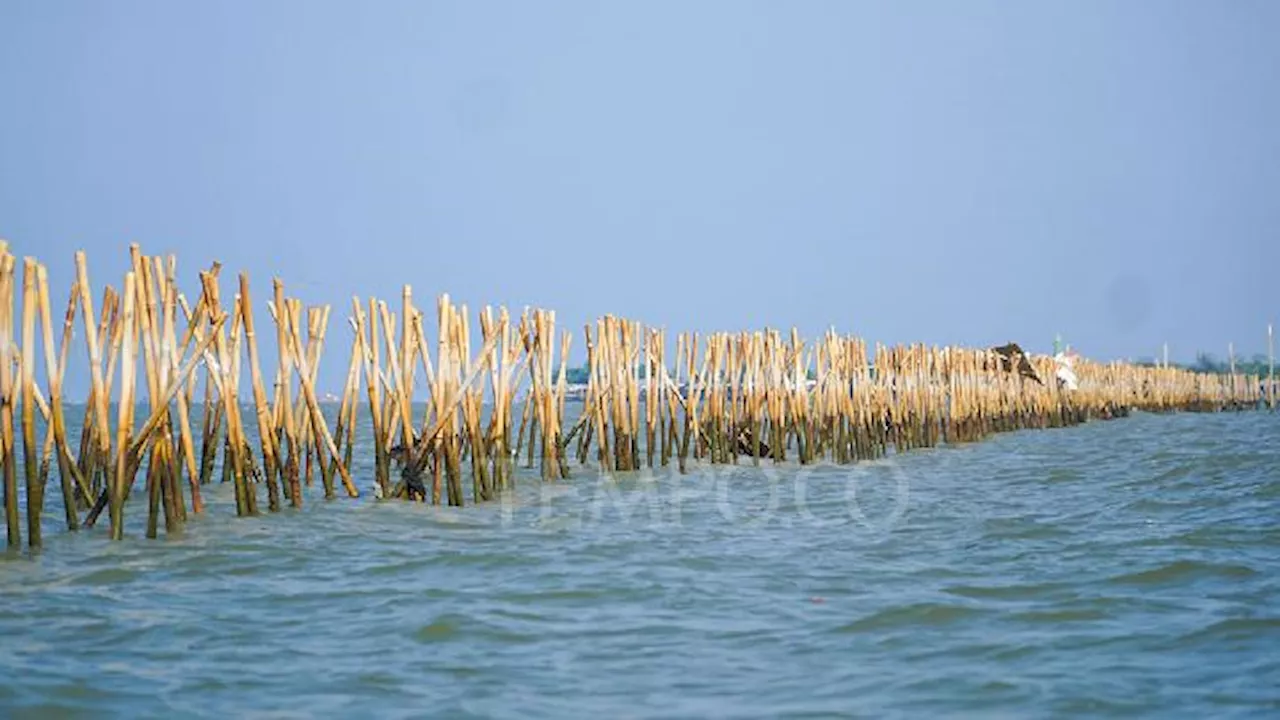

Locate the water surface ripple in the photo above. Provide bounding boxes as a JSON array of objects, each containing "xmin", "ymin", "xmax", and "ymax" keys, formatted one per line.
[{"xmin": 2, "ymin": 411, "xmax": 1278, "ymax": 718}]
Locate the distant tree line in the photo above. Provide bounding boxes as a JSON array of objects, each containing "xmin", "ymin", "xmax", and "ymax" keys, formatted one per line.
[{"xmin": 1134, "ymin": 352, "xmax": 1274, "ymax": 376}]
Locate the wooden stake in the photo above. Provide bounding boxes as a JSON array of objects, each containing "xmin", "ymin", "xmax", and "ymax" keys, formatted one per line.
[
  {"xmin": 273, "ymin": 281, "xmax": 302, "ymax": 506},
  {"xmin": 83, "ymin": 311, "xmax": 225, "ymax": 529},
  {"xmin": 1269, "ymin": 324, "xmax": 1275, "ymax": 411},
  {"xmin": 109, "ymin": 272, "xmax": 138, "ymax": 540},
  {"xmin": 37, "ymin": 266, "xmax": 83, "ymax": 530},
  {"xmin": 285, "ymin": 308, "xmax": 359, "ymax": 498},
  {"xmin": 0, "ymin": 251, "xmax": 16, "ymax": 548},
  {"xmin": 20, "ymin": 259, "xmax": 42, "ymax": 547},
  {"xmin": 240, "ymin": 273, "xmax": 282, "ymax": 511}
]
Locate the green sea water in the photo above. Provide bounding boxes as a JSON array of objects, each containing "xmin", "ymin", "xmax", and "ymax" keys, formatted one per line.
[{"xmin": 1, "ymin": 409, "xmax": 1278, "ymax": 718}]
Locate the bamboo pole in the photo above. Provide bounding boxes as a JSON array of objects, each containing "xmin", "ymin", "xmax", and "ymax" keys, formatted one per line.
[
  {"xmin": 99, "ymin": 287, "xmax": 125, "ymax": 491},
  {"xmin": 273, "ymin": 281, "xmax": 301, "ymax": 506},
  {"xmin": 241, "ymin": 273, "xmax": 282, "ymax": 511},
  {"xmin": 83, "ymin": 311, "xmax": 226, "ymax": 529},
  {"xmin": 438, "ymin": 297, "xmax": 463, "ymax": 505},
  {"xmin": 132, "ymin": 251, "xmax": 171, "ymax": 538},
  {"xmin": 162, "ymin": 281, "xmax": 202, "ymax": 513},
  {"xmin": 292, "ymin": 302, "xmax": 323, "ymax": 488},
  {"xmin": 201, "ymin": 271, "xmax": 251, "ymax": 515},
  {"xmin": 153, "ymin": 256, "xmax": 187, "ymax": 524},
  {"xmin": 228, "ymin": 298, "xmax": 259, "ymax": 515},
  {"xmin": 401, "ymin": 285, "xmax": 415, "ymax": 448},
  {"xmin": 74, "ymin": 252, "xmax": 114, "ymax": 489},
  {"xmin": 363, "ymin": 298, "xmax": 389, "ymax": 495},
  {"xmin": 379, "ymin": 299, "xmax": 414, "ymax": 460},
  {"xmin": 1, "ymin": 251, "xmax": 18, "ymax": 548},
  {"xmin": 555, "ymin": 329, "xmax": 571, "ymax": 479},
  {"xmin": 20, "ymin": 259, "xmax": 42, "ymax": 547},
  {"xmin": 37, "ymin": 266, "xmax": 83, "ymax": 530},
  {"xmin": 284, "ymin": 307, "xmax": 359, "ymax": 498},
  {"xmin": 402, "ymin": 324, "xmax": 502, "ymax": 482},
  {"xmin": 108, "ymin": 272, "xmax": 138, "ymax": 540}
]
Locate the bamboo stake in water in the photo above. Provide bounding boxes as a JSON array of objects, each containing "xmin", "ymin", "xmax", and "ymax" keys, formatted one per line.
[
  {"xmin": 1269, "ymin": 323, "xmax": 1275, "ymax": 411},
  {"xmin": 75, "ymin": 252, "xmax": 114, "ymax": 495},
  {"xmin": 290, "ymin": 302, "xmax": 324, "ymax": 488},
  {"xmin": 285, "ymin": 307, "xmax": 359, "ymax": 498},
  {"xmin": 289, "ymin": 302, "xmax": 313, "ymax": 488},
  {"xmin": 240, "ymin": 274, "xmax": 282, "ymax": 511},
  {"xmin": 155, "ymin": 256, "xmax": 187, "ymax": 525},
  {"xmin": 182, "ymin": 293, "xmax": 224, "ymax": 491},
  {"xmin": 273, "ymin": 281, "xmax": 302, "ymax": 507},
  {"xmin": 162, "ymin": 281, "xmax": 202, "ymax": 514},
  {"xmin": 37, "ymin": 266, "xmax": 83, "ymax": 530},
  {"xmin": 360, "ymin": 298, "xmax": 390, "ymax": 496},
  {"xmin": 0, "ymin": 251, "xmax": 15, "ymax": 548},
  {"xmin": 202, "ymin": 271, "xmax": 251, "ymax": 515},
  {"xmin": 96, "ymin": 288, "xmax": 124, "ymax": 494},
  {"xmin": 83, "ymin": 309, "xmax": 225, "ymax": 529},
  {"xmin": 109, "ymin": 272, "xmax": 138, "ymax": 540},
  {"xmin": 229, "ymin": 297, "xmax": 260, "ymax": 515},
  {"xmin": 379, "ymin": 299, "xmax": 413, "ymax": 466},
  {"xmin": 402, "ymin": 322, "xmax": 502, "ymax": 496},
  {"xmin": 401, "ymin": 286, "xmax": 415, "ymax": 451},
  {"xmin": 132, "ymin": 251, "xmax": 174, "ymax": 538},
  {"xmin": 437, "ymin": 297, "xmax": 463, "ymax": 504},
  {"xmin": 413, "ymin": 308, "xmax": 442, "ymax": 502},
  {"xmin": 152, "ymin": 257, "xmax": 187, "ymax": 523},
  {"xmin": 20, "ymin": 259, "xmax": 42, "ymax": 547},
  {"xmin": 555, "ymin": 329, "xmax": 571, "ymax": 479}
]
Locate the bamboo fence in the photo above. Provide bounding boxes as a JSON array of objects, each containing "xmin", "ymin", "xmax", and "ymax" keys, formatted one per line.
[{"xmin": 0, "ymin": 242, "xmax": 1269, "ymax": 546}]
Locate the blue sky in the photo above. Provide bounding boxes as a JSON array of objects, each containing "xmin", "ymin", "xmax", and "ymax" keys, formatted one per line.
[{"xmin": 1, "ymin": 0, "xmax": 1276, "ymax": 395}]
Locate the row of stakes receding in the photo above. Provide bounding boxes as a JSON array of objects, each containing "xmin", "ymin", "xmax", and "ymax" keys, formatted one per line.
[{"xmin": 0, "ymin": 241, "xmax": 1271, "ymax": 547}]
